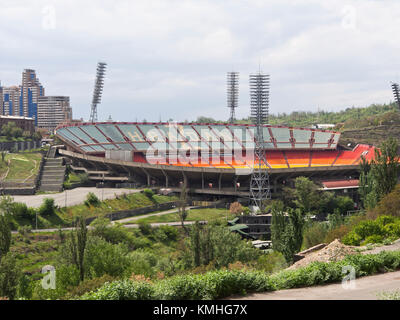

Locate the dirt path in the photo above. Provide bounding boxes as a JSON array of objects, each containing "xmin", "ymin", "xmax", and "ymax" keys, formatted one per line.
[{"xmin": 230, "ymin": 270, "xmax": 400, "ymax": 300}]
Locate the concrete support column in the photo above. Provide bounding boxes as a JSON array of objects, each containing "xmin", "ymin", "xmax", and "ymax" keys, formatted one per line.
[{"xmin": 233, "ymin": 176, "xmax": 238, "ymax": 191}]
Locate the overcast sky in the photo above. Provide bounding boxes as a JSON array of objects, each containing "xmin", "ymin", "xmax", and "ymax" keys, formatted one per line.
[{"xmin": 1, "ymin": 0, "xmax": 400, "ymax": 122}]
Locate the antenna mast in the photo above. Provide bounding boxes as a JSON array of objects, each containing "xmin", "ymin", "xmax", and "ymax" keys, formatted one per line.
[
  {"xmin": 249, "ymin": 72, "xmax": 271, "ymax": 213},
  {"xmin": 89, "ymin": 62, "xmax": 107, "ymax": 123}
]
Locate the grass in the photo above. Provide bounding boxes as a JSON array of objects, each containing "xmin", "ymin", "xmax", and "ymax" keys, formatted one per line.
[
  {"xmin": 0, "ymin": 152, "xmax": 42, "ymax": 181},
  {"xmin": 56, "ymin": 193, "xmax": 178, "ymax": 223},
  {"xmin": 11, "ymin": 233, "xmax": 61, "ymax": 278},
  {"xmin": 130, "ymin": 208, "xmax": 234, "ymax": 224}
]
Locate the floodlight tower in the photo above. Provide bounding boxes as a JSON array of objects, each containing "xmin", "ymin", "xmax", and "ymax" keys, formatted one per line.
[
  {"xmin": 227, "ymin": 72, "xmax": 239, "ymax": 123},
  {"xmin": 249, "ymin": 72, "xmax": 271, "ymax": 213},
  {"xmin": 89, "ymin": 62, "xmax": 107, "ymax": 123},
  {"xmin": 391, "ymin": 82, "xmax": 400, "ymax": 111}
]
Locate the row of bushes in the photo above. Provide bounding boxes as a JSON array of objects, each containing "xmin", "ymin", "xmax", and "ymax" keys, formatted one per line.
[
  {"xmin": 81, "ymin": 250, "xmax": 400, "ymax": 300},
  {"xmin": 343, "ymin": 215, "xmax": 400, "ymax": 246},
  {"xmin": 1, "ymin": 196, "xmax": 58, "ymax": 229}
]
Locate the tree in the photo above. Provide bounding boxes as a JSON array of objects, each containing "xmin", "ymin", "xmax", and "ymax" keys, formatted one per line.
[
  {"xmin": 68, "ymin": 217, "xmax": 88, "ymax": 282},
  {"xmin": 270, "ymin": 200, "xmax": 286, "ymax": 254},
  {"xmin": 187, "ymin": 223, "xmax": 260, "ymax": 268},
  {"xmin": 0, "ymin": 253, "xmax": 21, "ymax": 300},
  {"xmin": 292, "ymin": 177, "xmax": 320, "ymax": 214},
  {"xmin": 359, "ymin": 137, "xmax": 400, "ymax": 209},
  {"xmin": 0, "ymin": 215, "xmax": 11, "ymax": 261},
  {"xmin": 176, "ymin": 182, "xmax": 189, "ymax": 235},
  {"xmin": 271, "ymin": 202, "xmax": 305, "ymax": 264}
]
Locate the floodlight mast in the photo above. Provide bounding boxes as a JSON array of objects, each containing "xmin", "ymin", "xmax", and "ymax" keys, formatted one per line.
[
  {"xmin": 249, "ymin": 72, "xmax": 271, "ymax": 213},
  {"xmin": 89, "ymin": 62, "xmax": 107, "ymax": 123},
  {"xmin": 391, "ymin": 82, "xmax": 400, "ymax": 111},
  {"xmin": 227, "ymin": 72, "xmax": 239, "ymax": 123}
]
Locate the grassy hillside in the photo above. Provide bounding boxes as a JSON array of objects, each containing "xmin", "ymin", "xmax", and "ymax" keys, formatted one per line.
[
  {"xmin": 197, "ymin": 102, "xmax": 398, "ymax": 128},
  {"xmin": 0, "ymin": 152, "xmax": 42, "ymax": 182}
]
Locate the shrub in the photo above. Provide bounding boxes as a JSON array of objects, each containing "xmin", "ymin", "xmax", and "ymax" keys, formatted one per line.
[
  {"xmin": 138, "ymin": 223, "xmax": 152, "ymax": 235},
  {"xmin": 128, "ymin": 250, "xmax": 158, "ymax": 278},
  {"xmin": 361, "ymin": 235, "xmax": 384, "ymax": 245},
  {"xmin": 342, "ymin": 231, "xmax": 363, "ymax": 246},
  {"xmin": 81, "ymin": 250, "xmax": 400, "ymax": 300},
  {"xmin": 84, "ymin": 192, "xmax": 101, "ymax": 207},
  {"xmin": 90, "ymin": 218, "xmax": 136, "ymax": 248},
  {"xmin": 255, "ymin": 251, "xmax": 287, "ymax": 274},
  {"xmin": 38, "ymin": 198, "xmax": 56, "ymax": 217},
  {"xmin": 84, "ymin": 236, "xmax": 131, "ymax": 279},
  {"xmin": 81, "ymin": 279, "xmax": 154, "ymax": 300},
  {"xmin": 17, "ymin": 225, "xmax": 31, "ymax": 237},
  {"xmin": 302, "ymin": 222, "xmax": 328, "ymax": 249},
  {"xmin": 229, "ymin": 202, "xmax": 243, "ymax": 215},
  {"xmin": 324, "ymin": 224, "xmax": 351, "ymax": 243},
  {"xmin": 11, "ymin": 202, "xmax": 34, "ymax": 220},
  {"xmin": 143, "ymin": 189, "xmax": 154, "ymax": 199},
  {"xmin": 153, "ymin": 225, "xmax": 178, "ymax": 243},
  {"xmin": 63, "ymin": 274, "xmax": 116, "ymax": 299},
  {"xmin": 353, "ymin": 220, "xmax": 384, "ymax": 239}
]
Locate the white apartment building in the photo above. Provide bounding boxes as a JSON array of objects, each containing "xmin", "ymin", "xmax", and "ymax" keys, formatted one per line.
[{"xmin": 37, "ymin": 96, "xmax": 72, "ymax": 130}]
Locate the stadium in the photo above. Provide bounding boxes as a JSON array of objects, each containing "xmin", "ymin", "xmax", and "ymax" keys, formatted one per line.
[{"xmin": 55, "ymin": 121, "xmax": 376, "ymax": 202}]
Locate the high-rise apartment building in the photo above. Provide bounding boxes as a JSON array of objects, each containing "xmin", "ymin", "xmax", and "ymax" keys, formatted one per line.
[
  {"xmin": 1, "ymin": 86, "xmax": 21, "ymax": 116},
  {"xmin": 0, "ymin": 84, "xmax": 3, "ymax": 115},
  {"xmin": 21, "ymin": 69, "xmax": 45, "ymax": 123},
  {"xmin": 37, "ymin": 96, "xmax": 72, "ymax": 130},
  {"xmin": 1, "ymin": 69, "xmax": 72, "ymax": 130}
]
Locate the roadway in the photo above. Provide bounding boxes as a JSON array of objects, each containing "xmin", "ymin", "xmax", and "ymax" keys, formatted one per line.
[
  {"xmin": 231, "ymin": 270, "xmax": 400, "ymax": 300},
  {"xmin": 11, "ymin": 187, "xmax": 141, "ymax": 208}
]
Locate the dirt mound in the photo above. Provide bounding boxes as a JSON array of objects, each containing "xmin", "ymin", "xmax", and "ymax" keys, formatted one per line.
[{"xmin": 288, "ymin": 239, "xmax": 356, "ymax": 270}]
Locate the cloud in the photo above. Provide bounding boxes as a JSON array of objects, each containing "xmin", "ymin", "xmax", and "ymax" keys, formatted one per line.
[{"xmin": 0, "ymin": 0, "xmax": 399, "ymax": 122}]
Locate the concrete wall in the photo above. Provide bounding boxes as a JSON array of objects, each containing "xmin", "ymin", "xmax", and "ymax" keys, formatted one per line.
[
  {"xmin": 83, "ymin": 201, "xmax": 180, "ymax": 225},
  {"xmin": 0, "ymin": 140, "xmax": 41, "ymax": 152}
]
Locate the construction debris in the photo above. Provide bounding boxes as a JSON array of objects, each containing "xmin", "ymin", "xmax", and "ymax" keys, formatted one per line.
[{"xmin": 288, "ymin": 239, "xmax": 356, "ymax": 270}]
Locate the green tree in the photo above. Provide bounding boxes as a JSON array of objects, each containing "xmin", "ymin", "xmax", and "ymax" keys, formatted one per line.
[
  {"xmin": 187, "ymin": 223, "xmax": 260, "ymax": 268},
  {"xmin": 0, "ymin": 215, "xmax": 11, "ymax": 261},
  {"xmin": 292, "ymin": 177, "xmax": 320, "ymax": 214},
  {"xmin": 177, "ymin": 181, "xmax": 189, "ymax": 235},
  {"xmin": 0, "ymin": 253, "xmax": 21, "ymax": 300},
  {"xmin": 68, "ymin": 217, "xmax": 88, "ymax": 282},
  {"xmin": 359, "ymin": 137, "xmax": 400, "ymax": 209},
  {"xmin": 271, "ymin": 203, "xmax": 305, "ymax": 264}
]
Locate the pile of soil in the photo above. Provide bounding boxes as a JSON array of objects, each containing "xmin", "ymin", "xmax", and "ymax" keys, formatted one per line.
[{"xmin": 288, "ymin": 239, "xmax": 356, "ymax": 270}]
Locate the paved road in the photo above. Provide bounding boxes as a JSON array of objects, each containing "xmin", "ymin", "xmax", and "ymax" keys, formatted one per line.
[
  {"xmin": 112, "ymin": 206, "xmax": 197, "ymax": 225},
  {"xmin": 23, "ymin": 220, "xmax": 206, "ymax": 234},
  {"xmin": 231, "ymin": 270, "xmax": 400, "ymax": 300},
  {"xmin": 11, "ymin": 187, "xmax": 141, "ymax": 208}
]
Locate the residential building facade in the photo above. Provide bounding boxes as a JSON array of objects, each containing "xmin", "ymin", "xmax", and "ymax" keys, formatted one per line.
[
  {"xmin": 1, "ymin": 69, "xmax": 72, "ymax": 129},
  {"xmin": 37, "ymin": 96, "xmax": 72, "ymax": 130}
]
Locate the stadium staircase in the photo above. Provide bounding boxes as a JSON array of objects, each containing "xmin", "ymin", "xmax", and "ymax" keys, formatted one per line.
[{"xmin": 38, "ymin": 157, "xmax": 66, "ymax": 192}]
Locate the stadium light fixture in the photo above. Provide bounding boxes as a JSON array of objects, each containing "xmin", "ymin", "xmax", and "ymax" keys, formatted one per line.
[{"xmin": 89, "ymin": 62, "xmax": 107, "ymax": 123}]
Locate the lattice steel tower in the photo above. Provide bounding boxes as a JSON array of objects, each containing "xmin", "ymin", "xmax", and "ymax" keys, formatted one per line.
[
  {"xmin": 89, "ymin": 62, "xmax": 107, "ymax": 123},
  {"xmin": 391, "ymin": 82, "xmax": 400, "ymax": 111},
  {"xmin": 249, "ymin": 72, "xmax": 271, "ymax": 213},
  {"xmin": 227, "ymin": 72, "xmax": 239, "ymax": 123}
]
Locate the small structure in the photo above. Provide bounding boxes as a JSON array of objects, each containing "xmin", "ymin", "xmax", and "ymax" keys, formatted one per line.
[{"xmin": 228, "ymin": 214, "xmax": 272, "ymax": 240}]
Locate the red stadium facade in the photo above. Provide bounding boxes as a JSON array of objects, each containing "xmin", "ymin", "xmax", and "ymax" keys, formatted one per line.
[{"xmin": 55, "ymin": 122, "xmax": 376, "ymax": 201}]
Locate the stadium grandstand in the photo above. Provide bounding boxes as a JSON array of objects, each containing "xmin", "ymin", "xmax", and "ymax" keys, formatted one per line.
[{"xmin": 55, "ymin": 122, "xmax": 376, "ymax": 202}]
